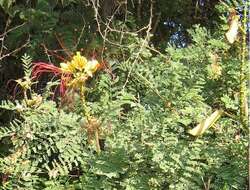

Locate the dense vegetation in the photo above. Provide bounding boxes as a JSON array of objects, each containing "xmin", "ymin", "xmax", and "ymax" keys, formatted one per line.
[{"xmin": 0, "ymin": 0, "xmax": 248, "ymax": 189}]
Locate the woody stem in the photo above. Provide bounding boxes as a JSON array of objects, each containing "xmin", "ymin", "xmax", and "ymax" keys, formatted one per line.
[{"xmin": 239, "ymin": 2, "xmax": 248, "ymax": 129}]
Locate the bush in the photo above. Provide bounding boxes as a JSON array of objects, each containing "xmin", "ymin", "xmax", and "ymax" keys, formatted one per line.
[{"xmin": 0, "ymin": 0, "xmax": 248, "ymax": 189}]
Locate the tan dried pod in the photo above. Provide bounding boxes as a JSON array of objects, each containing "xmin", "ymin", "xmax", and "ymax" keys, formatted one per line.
[
  {"xmin": 188, "ymin": 109, "xmax": 223, "ymax": 136},
  {"xmin": 210, "ymin": 62, "xmax": 222, "ymax": 79},
  {"xmin": 208, "ymin": 53, "xmax": 222, "ymax": 79},
  {"xmin": 84, "ymin": 117, "xmax": 101, "ymax": 153},
  {"xmin": 225, "ymin": 9, "xmax": 240, "ymax": 44}
]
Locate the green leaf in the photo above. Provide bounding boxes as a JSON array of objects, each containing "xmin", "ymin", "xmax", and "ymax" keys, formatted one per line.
[{"xmin": 0, "ymin": 0, "xmax": 15, "ymax": 11}]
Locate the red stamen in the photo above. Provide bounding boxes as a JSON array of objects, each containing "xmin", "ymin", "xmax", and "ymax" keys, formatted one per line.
[
  {"xmin": 6, "ymin": 79, "xmax": 22, "ymax": 100},
  {"xmin": 32, "ymin": 62, "xmax": 72, "ymax": 97},
  {"xmin": 32, "ymin": 62, "xmax": 62, "ymax": 78}
]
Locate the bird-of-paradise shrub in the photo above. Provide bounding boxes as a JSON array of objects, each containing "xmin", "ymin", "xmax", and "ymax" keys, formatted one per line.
[
  {"xmin": 32, "ymin": 51, "xmax": 100, "ymax": 97},
  {"xmin": 32, "ymin": 51, "xmax": 102, "ymax": 153},
  {"xmin": 0, "ymin": 1, "xmax": 248, "ymax": 189}
]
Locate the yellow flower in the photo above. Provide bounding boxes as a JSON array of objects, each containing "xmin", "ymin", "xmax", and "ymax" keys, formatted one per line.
[
  {"xmin": 60, "ymin": 62, "xmax": 71, "ymax": 72},
  {"xmin": 85, "ymin": 60, "xmax": 100, "ymax": 77},
  {"xmin": 60, "ymin": 52, "xmax": 87, "ymax": 73},
  {"xmin": 67, "ymin": 74, "xmax": 88, "ymax": 88},
  {"xmin": 60, "ymin": 61, "xmax": 76, "ymax": 73},
  {"xmin": 70, "ymin": 51, "xmax": 87, "ymax": 71}
]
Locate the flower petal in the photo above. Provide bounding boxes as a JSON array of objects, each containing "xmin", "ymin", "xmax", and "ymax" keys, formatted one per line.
[{"xmin": 85, "ymin": 60, "xmax": 100, "ymax": 77}]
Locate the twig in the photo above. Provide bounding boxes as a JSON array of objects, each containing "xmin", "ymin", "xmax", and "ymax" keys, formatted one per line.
[
  {"xmin": 151, "ymin": 12, "xmax": 161, "ymax": 36},
  {"xmin": 146, "ymin": 45, "xmax": 168, "ymax": 59},
  {"xmin": 73, "ymin": 17, "xmax": 86, "ymax": 50},
  {"xmin": 137, "ymin": 0, "xmax": 142, "ymax": 24},
  {"xmin": 101, "ymin": 2, "xmax": 125, "ymax": 60},
  {"xmin": 91, "ymin": 0, "xmax": 126, "ymax": 48},
  {"xmin": 0, "ymin": 19, "xmax": 28, "ymax": 61},
  {"xmin": 0, "ymin": 36, "xmax": 30, "ymax": 61},
  {"xmin": 0, "ymin": 22, "xmax": 26, "ymax": 38},
  {"xmin": 0, "ymin": 18, "xmax": 11, "ymax": 58},
  {"xmin": 122, "ymin": 0, "xmax": 154, "ymax": 89}
]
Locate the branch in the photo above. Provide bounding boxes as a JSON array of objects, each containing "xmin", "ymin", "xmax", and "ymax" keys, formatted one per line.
[
  {"xmin": 0, "ymin": 20, "xmax": 27, "ymax": 61},
  {"xmin": 0, "ymin": 36, "xmax": 30, "ymax": 61},
  {"xmin": 122, "ymin": 0, "xmax": 154, "ymax": 89}
]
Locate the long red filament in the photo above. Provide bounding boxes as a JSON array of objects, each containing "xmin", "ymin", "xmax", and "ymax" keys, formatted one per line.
[{"xmin": 32, "ymin": 62, "xmax": 71, "ymax": 97}]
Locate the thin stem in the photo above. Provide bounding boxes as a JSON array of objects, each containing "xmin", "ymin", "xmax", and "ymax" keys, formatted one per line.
[
  {"xmin": 239, "ymin": 1, "xmax": 248, "ymax": 129},
  {"xmin": 23, "ymin": 90, "xmax": 28, "ymax": 104},
  {"xmin": 80, "ymin": 85, "xmax": 100, "ymax": 154},
  {"xmin": 80, "ymin": 85, "xmax": 90, "ymax": 120},
  {"xmin": 95, "ymin": 129, "xmax": 101, "ymax": 154}
]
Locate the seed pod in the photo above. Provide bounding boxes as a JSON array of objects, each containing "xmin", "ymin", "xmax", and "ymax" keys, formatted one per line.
[{"xmin": 225, "ymin": 9, "xmax": 240, "ymax": 44}]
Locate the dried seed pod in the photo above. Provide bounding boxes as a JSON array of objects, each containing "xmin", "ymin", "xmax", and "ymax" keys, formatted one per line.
[
  {"xmin": 225, "ymin": 9, "xmax": 240, "ymax": 44},
  {"xmin": 84, "ymin": 117, "xmax": 101, "ymax": 153},
  {"xmin": 208, "ymin": 53, "xmax": 222, "ymax": 79},
  {"xmin": 210, "ymin": 62, "xmax": 222, "ymax": 79}
]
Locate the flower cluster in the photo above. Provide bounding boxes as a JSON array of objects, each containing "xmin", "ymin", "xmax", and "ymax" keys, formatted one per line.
[
  {"xmin": 32, "ymin": 52, "xmax": 100, "ymax": 96},
  {"xmin": 59, "ymin": 52, "xmax": 100, "ymax": 89},
  {"xmin": 60, "ymin": 52, "xmax": 99, "ymax": 77}
]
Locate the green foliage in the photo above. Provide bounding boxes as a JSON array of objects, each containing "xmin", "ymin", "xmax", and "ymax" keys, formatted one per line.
[
  {"xmin": 0, "ymin": 0, "xmax": 248, "ymax": 189},
  {"xmin": 21, "ymin": 54, "xmax": 33, "ymax": 77}
]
